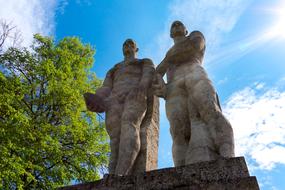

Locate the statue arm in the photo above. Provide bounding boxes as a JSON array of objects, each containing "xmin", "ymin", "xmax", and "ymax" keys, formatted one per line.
[
  {"xmin": 155, "ymin": 57, "xmax": 169, "ymax": 77},
  {"xmin": 84, "ymin": 69, "xmax": 113, "ymax": 113},
  {"xmin": 95, "ymin": 69, "xmax": 113, "ymax": 99},
  {"xmin": 98, "ymin": 68, "xmax": 115, "ymax": 96},
  {"xmin": 153, "ymin": 57, "xmax": 168, "ymax": 99},
  {"xmin": 161, "ymin": 32, "xmax": 205, "ymax": 64},
  {"xmin": 101, "ymin": 69, "xmax": 113, "ymax": 89},
  {"xmin": 139, "ymin": 58, "xmax": 155, "ymax": 90},
  {"xmin": 152, "ymin": 73, "xmax": 167, "ymax": 99}
]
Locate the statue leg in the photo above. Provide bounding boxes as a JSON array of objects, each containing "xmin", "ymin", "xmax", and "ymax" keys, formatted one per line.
[
  {"xmin": 115, "ymin": 97, "xmax": 147, "ymax": 175},
  {"xmin": 166, "ymin": 84, "xmax": 190, "ymax": 167},
  {"xmin": 106, "ymin": 102, "xmax": 123, "ymax": 174},
  {"xmin": 190, "ymin": 78, "xmax": 235, "ymax": 157},
  {"xmin": 185, "ymin": 97, "xmax": 218, "ymax": 164}
]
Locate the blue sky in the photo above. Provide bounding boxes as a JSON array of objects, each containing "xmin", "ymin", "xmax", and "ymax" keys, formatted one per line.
[{"xmin": 1, "ymin": 0, "xmax": 285, "ymax": 189}]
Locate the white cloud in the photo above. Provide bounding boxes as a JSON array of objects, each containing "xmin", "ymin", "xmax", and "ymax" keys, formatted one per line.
[
  {"xmin": 0, "ymin": 0, "xmax": 63, "ymax": 47},
  {"xmin": 254, "ymin": 82, "xmax": 265, "ymax": 90},
  {"xmin": 223, "ymin": 83, "xmax": 285, "ymax": 170},
  {"xmin": 217, "ymin": 77, "xmax": 229, "ymax": 85}
]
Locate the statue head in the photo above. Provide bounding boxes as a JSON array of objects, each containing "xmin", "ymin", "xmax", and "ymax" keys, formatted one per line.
[
  {"xmin": 122, "ymin": 39, "xmax": 138, "ymax": 57},
  {"xmin": 170, "ymin": 20, "xmax": 188, "ymax": 38}
]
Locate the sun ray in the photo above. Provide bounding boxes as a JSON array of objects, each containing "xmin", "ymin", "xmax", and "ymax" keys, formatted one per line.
[{"xmin": 265, "ymin": 1, "xmax": 285, "ymax": 39}]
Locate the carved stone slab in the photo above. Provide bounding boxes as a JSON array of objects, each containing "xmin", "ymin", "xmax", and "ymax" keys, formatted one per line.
[{"xmin": 59, "ymin": 157, "xmax": 259, "ymax": 190}]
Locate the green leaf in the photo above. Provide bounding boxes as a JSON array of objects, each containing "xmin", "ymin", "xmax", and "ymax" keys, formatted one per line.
[{"xmin": 0, "ymin": 34, "xmax": 109, "ymax": 189}]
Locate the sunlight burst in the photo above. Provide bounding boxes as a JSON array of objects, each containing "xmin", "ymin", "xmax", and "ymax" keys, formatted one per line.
[{"xmin": 267, "ymin": 1, "xmax": 285, "ymax": 39}]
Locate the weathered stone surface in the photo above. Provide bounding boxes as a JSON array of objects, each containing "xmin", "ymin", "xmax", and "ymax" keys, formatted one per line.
[
  {"xmin": 153, "ymin": 20, "xmax": 235, "ymax": 166},
  {"xmin": 59, "ymin": 157, "xmax": 259, "ymax": 190},
  {"xmin": 132, "ymin": 93, "xmax": 159, "ymax": 173},
  {"xmin": 84, "ymin": 39, "xmax": 159, "ymax": 175}
]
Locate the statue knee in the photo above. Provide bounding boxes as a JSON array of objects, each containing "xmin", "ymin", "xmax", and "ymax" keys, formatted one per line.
[
  {"xmin": 133, "ymin": 138, "xmax": 141, "ymax": 154},
  {"xmin": 169, "ymin": 120, "xmax": 182, "ymax": 138},
  {"xmin": 121, "ymin": 131, "xmax": 140, "ymax": 156},
  {"xmin": 120, "ymin": 118, "xmax": 140, "ymax": 146},
  {"xmin": 106, "ymin": 120, "xmax": 121, "ymax": 138}
]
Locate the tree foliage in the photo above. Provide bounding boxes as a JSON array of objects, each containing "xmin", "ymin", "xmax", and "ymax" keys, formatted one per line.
[{"xmin": 0, "ymin": 34, "xmax": 109, "ymax": 189}]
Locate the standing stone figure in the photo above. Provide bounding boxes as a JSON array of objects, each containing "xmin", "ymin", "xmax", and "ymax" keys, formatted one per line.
[
  {"xmin": 84, "ymin": 39, "xmax": 159, "ymax": 175},
  {"xmin": 153, "ymin": 21, "xmax": 235, "ymax": 166}
]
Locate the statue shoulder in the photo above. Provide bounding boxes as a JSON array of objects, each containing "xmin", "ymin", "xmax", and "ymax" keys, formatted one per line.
[
  {"xmin": 188, "ymin": 30, "xmax": 206, "ymax": 51},
  {"xmin": 165, "ymin": 46, "xmax": 175, "ymax": 56},
  {"xmin": 188, "ymin": 30, "xmax": 205, "ymax": 41},
  {"xmin": 140, "ymin": 58, "xmax": 154, "ymax": 67},
  {"xmin": 106, "ymin": 62, "xmax": 122, "ymax": 78},
  {"xmin": 107, "ymin": 62, "xmax": 123, "ymax": 76},
  {"xmin": 141, "ymin": 58, "xmax": 153, "ymax": 65}
]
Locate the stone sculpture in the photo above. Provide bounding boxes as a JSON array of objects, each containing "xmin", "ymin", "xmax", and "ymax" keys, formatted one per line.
[
  {"xmin": 153, "ymin": 21, "xmax": 235, "ymax": 166},
  {"xmin": 84, "ymin": 39, "xmax": 159, "ymax": 175}
]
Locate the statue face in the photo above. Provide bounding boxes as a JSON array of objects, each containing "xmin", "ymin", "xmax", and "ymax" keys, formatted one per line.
[
  {"xmin": 170, "ymin": 21, "xmax": 187, "ymax": 38},
  {"xmin": 123, "ymin": 39, "xmax": 138, "ymax": 56}
]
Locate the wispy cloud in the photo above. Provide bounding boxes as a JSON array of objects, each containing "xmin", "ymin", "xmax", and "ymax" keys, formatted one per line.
[
  {"xmin": 224, "ymin": 81, "xmax": 285, "ymax": 170},
  {"xmin": 149, "ymin": 0, "xmax": 253, "ymax": 65},
  {"xmin": 0, "ymin": 0, "xmax": 65, "ymax": 47},
  {"xmin": 168, "ymin": 0, "xmax": 251, "ymax": 47}
]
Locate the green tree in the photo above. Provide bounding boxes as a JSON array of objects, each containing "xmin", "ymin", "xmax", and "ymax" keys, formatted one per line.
[{"xmin": 0, "ymin": 34, "xmax": 109, "ymax": 189}]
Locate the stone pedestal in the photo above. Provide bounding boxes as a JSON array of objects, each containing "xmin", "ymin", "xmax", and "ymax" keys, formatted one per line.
[{"xmin": 59, "ymin": 157, "xmax": 259, "ymax": 190}]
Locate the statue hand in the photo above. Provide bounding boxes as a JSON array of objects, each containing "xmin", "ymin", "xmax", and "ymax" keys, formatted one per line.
[
  {"xmin": 84, "ymin": 92, "xmax": 106, "ymax": 113},
  {"xmin": 152, "ymin": 74, "xmax": 167, "ymax": 98}
]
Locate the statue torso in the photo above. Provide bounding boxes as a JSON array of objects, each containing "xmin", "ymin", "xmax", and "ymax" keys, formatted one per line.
[
  {"xmin": 111, "ymin": 59, "xmax": 143, "ymax": 97},
  {"xmin": 166, "ymin": 34, "xmax": 205, "ymax": 83}
]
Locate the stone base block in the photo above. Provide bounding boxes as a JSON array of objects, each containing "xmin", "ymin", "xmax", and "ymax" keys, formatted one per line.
[{"xmin": 59, "ymin": 157, "xmax": 259, "ymax": 190}]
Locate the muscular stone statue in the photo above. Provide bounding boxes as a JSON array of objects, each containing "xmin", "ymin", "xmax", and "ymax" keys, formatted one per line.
[
  {"xmin": 84, "ymin": 39, "xmax": 159, "ymax": 175},
  {"xmin": 153, "ymin": 21, "xmax": 235, "ymax": 166}
]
